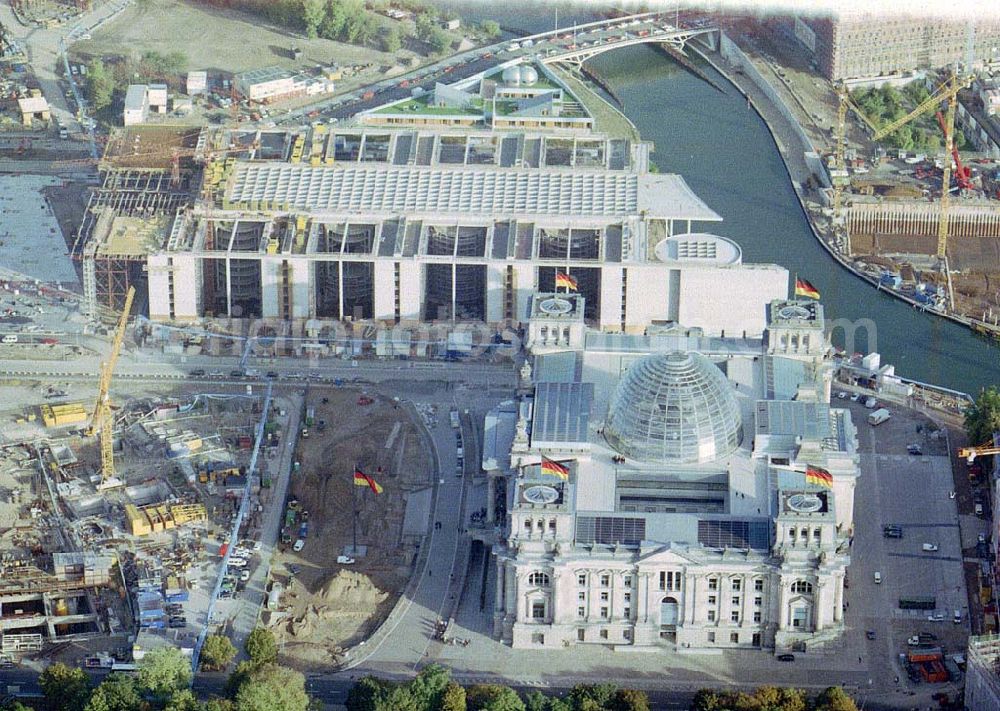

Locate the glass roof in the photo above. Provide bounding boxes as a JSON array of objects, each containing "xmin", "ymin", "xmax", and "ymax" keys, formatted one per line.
[{"xmin": 604, "ymin": 351, "xmax": 742, "ymax": 464}]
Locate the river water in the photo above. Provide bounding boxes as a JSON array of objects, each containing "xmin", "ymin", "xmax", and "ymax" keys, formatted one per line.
[{"xmin": 445, "ymin": 4, "xmax": 998, "ymax": 394}]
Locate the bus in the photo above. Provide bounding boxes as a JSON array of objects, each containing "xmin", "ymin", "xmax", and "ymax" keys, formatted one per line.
[{"xmin": 899, "ymin": 596, "xmax": 936, "ymax": 611}]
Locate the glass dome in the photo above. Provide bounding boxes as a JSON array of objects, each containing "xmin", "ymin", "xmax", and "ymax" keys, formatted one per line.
[{"xmin": 604, "ymin": 351, "xmax": 742, "ymax": 464}]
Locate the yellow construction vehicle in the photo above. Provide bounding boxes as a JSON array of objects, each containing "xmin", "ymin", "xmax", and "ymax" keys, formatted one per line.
[
  {"xmin": 87, "ymin": 286, "xmax": 135, "ymax": 487},
  {"xmin": 833, "ymin": 70, "xmax": 972, "ymax": 305},
  {"xmin": 959, "ymin": 444, "xmax": 1000, "ymax": 464}
]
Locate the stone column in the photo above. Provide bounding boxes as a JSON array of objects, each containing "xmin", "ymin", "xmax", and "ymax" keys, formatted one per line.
[
  {"xmin": 777, "ymin": 577, "xmax": 789, "ymax": 631},
  {"xmin": 833, "ymin": 575, "xmax": 844, "ymax": 623},
  {"xmin": 639, "ymin": 572, "xmax": 650, "ymax": 624},
  {"xmin": 814, "ymin": 579, "xmax": 828, "ymax": 631},
  {"xmin": 505, "ymin": 564, "xmax": 517, "ymax": 617},
  {"xmin": 495, "ymin": 559, "xmax": 505, "ymax": 615}
]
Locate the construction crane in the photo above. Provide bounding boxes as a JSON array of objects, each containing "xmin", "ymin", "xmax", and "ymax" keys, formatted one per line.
[
  {"xmin": 87, "ymin": 285, "xmax": 135, "ymax": 488},
  {"xmin": 958, "ymin": 444, "xmax": 1000, "ymax": 464},
  {"xmin": 834, "ymin": 70, "xmax": 972, "ymax": 306},
  {"xmin": 935, "ymin": 110, "xmax": 972, "ymax": 191}
]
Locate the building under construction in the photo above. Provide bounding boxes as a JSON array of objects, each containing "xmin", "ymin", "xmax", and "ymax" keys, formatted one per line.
[
  {"xmin": 72, "ymin": 125, "xmax": 201, "ymax": 317},
  {"xmin": 78, "ymin": 64, "xmax": 789, "ymax": 335}
]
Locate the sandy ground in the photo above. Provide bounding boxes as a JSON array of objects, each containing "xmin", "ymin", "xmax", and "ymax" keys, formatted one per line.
[{"xmin": 270, "ymin": 389, "xmax": 433, "ymax": 669}]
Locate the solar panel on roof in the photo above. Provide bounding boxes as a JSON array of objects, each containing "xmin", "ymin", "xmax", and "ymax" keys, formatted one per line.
[
  {"xmin": 576, "ymin": 516, "xmax": 646, "ymax": 546},
  {"xmin": 697, "ymin": 519, "xmax": 770, "ymax": 550}
]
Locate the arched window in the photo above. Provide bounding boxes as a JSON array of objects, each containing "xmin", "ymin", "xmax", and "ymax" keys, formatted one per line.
[
  {"xmin": 791, "ymin": 580, "xmax": 813, "ymax": 595},
  {"xmin": 528, "ymin": 572, "xmax": 550, "ymax": 587}
]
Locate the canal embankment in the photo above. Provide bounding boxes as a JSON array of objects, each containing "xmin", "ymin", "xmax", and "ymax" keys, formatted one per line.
[{"xmin": 689, "ymin": 33, "xmax": 1000, "ymax": 342}]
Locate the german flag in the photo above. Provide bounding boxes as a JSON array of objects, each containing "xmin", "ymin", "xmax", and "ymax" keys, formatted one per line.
[
  {"xmin": 353, "ymin": 468, "xmax": 384, "ymax": 494},
  {"xmin": 555, "ymin": 272, "xmax": 578, "ymax": 291},
  {"xmin": 794, "ymin": 277, "xmax": 820, "ymax": 300},
  {"xmin": 540, "ymin": 457, "xmax": 570, "ymax": 480},
  {"xmin": 804, "ymin": 465, "xmax": 833, "ymax": 488}
]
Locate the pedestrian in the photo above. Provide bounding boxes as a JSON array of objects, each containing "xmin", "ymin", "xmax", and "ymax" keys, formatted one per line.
[
  {"xmin": 428, "ymin": 569, "xmax": 432, "ymax": 577},
  {"xmin": 858, "ymin": 655, "xmax": 862, "ymax": 663}
]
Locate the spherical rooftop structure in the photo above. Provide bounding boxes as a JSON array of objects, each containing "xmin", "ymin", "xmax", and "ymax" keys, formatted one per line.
[
  {"xmin": 604, "ymin": 351, "xmax": 742, "ymax": 464},
  {"xmin": 520, "ymin": 65, "xmax": 539, "ymax": 86},
  {"xmin": 502, "ymin": 66, "xmax": 522, "ymax": 86}
]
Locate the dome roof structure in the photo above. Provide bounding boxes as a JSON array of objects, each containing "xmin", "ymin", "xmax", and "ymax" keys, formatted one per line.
[{"xmin": 604, "ymin": 352, "xmax": 742, "ymax": 464}]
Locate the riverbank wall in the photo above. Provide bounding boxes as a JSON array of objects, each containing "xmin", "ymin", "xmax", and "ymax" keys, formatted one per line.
[{"xmin": 690, "ymin": 33, "xmax": 1000, "ymax": 341}]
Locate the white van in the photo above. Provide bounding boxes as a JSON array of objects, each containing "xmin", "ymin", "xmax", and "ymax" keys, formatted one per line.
[
  {"xmin": 954, "ymin": 609, "xmax": 963, "ymax": 623},
  {"xmin": 921, "ymin": 543, "xmax": 939, "ymax": 552},
  {"xmin": 874, "ymin": 571, "xmax": 882, "ymax": 584},
  {"xmin": 293, "ymin": 538, "xmax": 305, "ymax": 552},
  {"xmin": 1, "ymin": 334, "xmax": 18, "ymax": 344},
  {"xmin": 868, "ymin": 408, "xmax": 891, "ymax": 426}
]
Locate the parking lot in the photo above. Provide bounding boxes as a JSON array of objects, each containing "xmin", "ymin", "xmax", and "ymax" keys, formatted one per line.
[{"xmin": 844, "ymin": 393, "xmax": 969, "ymax": 693}]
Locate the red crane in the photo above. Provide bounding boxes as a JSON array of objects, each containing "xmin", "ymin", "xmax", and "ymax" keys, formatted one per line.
[{"xmin": 935, "ymin": 110, "xmax": 972, "ymax": 190}]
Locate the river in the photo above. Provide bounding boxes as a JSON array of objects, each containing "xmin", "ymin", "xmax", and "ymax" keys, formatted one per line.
[{"xmin": 443, "ymin": 4, "xmax": 998, "ymax": 394}]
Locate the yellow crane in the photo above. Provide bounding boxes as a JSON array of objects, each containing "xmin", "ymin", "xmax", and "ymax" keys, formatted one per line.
[
  {"xmin": 833, "ymin": 70, "xmax": 973, "ymax": 304},
  {"xmin": 958, "ymin": 444, "xmax": 1000, "ymax": 464},
  {"xmin": 88, "ymin": 286, "xmax": 135, "ymax": 487}
]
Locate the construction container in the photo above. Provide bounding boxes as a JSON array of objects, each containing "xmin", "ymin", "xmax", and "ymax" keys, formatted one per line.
[
  {"xmin": 125, "ymin": 504, "xmax": 152, "ymax": 536},
  {"xmin": 40, "ymin": 402, "xmax": 88, "ymax": 427}
]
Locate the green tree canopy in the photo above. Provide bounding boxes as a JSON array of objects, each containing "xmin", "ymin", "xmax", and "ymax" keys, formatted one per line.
[
  {"xmin": 815, "ymin": 687, "xmax": 859, "ymax": 711},
  {"xmin": 302, "ymin": 0, "xmax": 325, "ymax": 38},
  {"xmin": 85, "ymin": 59, "xmax": 114, "ymax": 112},
  {"xmin": 201, "ymin": 634, "xmax": 238, "ymax": 671},
  {"xmin": 83, "ymin": 673, "xmax": 141, "ymax": 711},
  {"xmin": 440, "ymin": 682, "xmax": 467, "ymax": 711},
  {"xmin": 39, "ymin": 662, "xmax": 91, "ymax": 711},
  {"xmin": 138, "ymin": 647, "xmax": 192, "ymax": 700},
  {"xmin": 408, "ymin": 665, "xmax": 452, "ymax": 709},
  {"xmin": 380, "ymin": 24, "xmax": 403, "ymax": 53},
  {"xmin": 966, "ymin": 386, "xmax": 1000, "ymax": 446},
  {"xmin": 568, "ymin": 684, "xmax": 618, "ymax": 710},
  {"xmin": 480, "ymin": 20, "xmax": 500, "ymax": 38},
  {"xmin": 466, "ymin": 684, "xmax": 525, "ymax": 711},
  {"xmin": 244, "ymin": 627, "xmax": 278, "ymax": 666},
  {"xmin": 608, "ymin": 688, "xmax": 650, "ymax": 711},
  {"xmin": 164, "ymin": 689, "xmax": 199, "ymax": 711},
  {"xmin": 232, "ymin": 663, "xmax": 309, "ymax": 711}
]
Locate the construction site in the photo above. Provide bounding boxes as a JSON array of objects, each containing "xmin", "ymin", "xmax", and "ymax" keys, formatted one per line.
[
  {"xmin": 264, "ymin": 390, "xmax": 435, "ymax": 669},
  {"xmin": 0, "ymin": 294, "xmax": 292, "ymax": 668}
]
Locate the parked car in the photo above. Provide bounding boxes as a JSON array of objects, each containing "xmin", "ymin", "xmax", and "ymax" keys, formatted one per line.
[
  {"xmin": 922, "ymin": 543, "xmax": 939, "ymax": 552},
  {"xmin": 866, "ymin": 630, "xmax": 876, "ymax": 640},
  {"xmin": 777, "ymin": 654, "xmax": 795, "ymax": 662},
  {"xmin": 336, "ymin": 556, "xmax": 355, "ymax": 564},
  {"xmin": 293, "ymin": 538, "xmax": 305, "ymax": 552}
]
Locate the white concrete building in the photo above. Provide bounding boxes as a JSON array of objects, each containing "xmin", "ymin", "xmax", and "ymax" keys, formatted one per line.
[
  {"xmin": 123, "ymin": 84, "xmax": 148, "ymax": 126},
  {"xmin": 485, "ymin": 296, "xmax": 859, "ymax": 652},
  {"xmin": 235, "ymin": 66, "xmax": 300, "ymax": 103},
  {"xmin": 147, "ymin": 84, "xmax": 168, "ymax": 114},
  {"xmin": 186, "ymin": 71, "xmax": 207, "ymax": 96}
]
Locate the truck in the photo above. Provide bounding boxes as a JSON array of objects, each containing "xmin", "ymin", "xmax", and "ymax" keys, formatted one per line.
[
  {"xmin": 267, "ymin": 583, "xmax": 283, "ymax": 610},
  {"xmin": 450, "ymin": 410, "xmax": 460, "ymax": 430},
  {"xmin": 305, "ymin": 407, "xmax": 315, "ymax": 426},
  {"xmin": 299, "ymin": 522, "xmax": 309, "ymax": 539},
  {"xmin": 867, "ymin": 408, "xmax": 891, "ymax": 426},
  {"xmin": 361, "ymin": 90, "xmax": 375, "ymax": 101}
]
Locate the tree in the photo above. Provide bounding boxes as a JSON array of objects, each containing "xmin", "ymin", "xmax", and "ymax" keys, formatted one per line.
[
  {"xmin": 440, "ymin": 683, "xmax": 468, "ymax": 711},
  {"xmin": 83, "ymin": 673, "xmax": 141, "ymax": 711},
  {"xmin": 691, "ymin": 690, "xmax": 722, "ymax": 711},
  {"xmin": 408, "ymin": 665, "xmax": 452, "ymax": 710},
  {"xmin": 232, "ymin": 663, "xmax": 309, "ymax": 711},
  {"xmin": 302, "ymin": 0, "xmax": 325, "ymax": 39},
  {"xmin": 546, "ymin": 701, "xmax": 572, "ymax": 711},
  {"xmin": 815, "ymin": 687, "xmax": 858, "ymax": 711},
  {"xmin": 201, "ymin": 634, "xmax": 238, "ymax": 671},
  {"xmin": 244, "ymin": 627, "xmax": 278, "ymax": 666},
  {"xmin": 480, "ymin": 20, "xmax": 500, "ymax": 38},
  {"xmin": 165, "ymin": 689, "xmax": 199, "ymax": 711},
  {"xmin": 568, "ymin": 684, "xmax": 617, "ymax": 710},
  {"xmin": 346, "ymin": 676, "xmax": 390, "ymax": 711},
  {"xmin": 380, "ymin": 24, "xmax": 402, "ymax": 53},
  {"xmin": 138, "ymin": 647, "xmax": 192, "ymax": 700},
  {"xmin": 0, "ymin": 701, "xmax": 35, "ymax": 711},
  {"xmin": 413, "ymin": 11, "xmax": 436, "ymax": 39},
  {"xmin": 608, "ymin": 689, "xmax": 650, "ymax": 711},
  {"xmin": 524, "ymin": 691, "xmax": 548, "ymax": 711},
  {"xmin": 319, "ymin": 0, "xmax": 349, "ymax": 40},
  {"xmin": 466, "ymin": 684, "xmax": 525, "ymax": 711},
  {"xmin": 39, "ymin": 662, "xmax": 91, "ymax": 711},
  {"xmin": 427, "ymin": 26, "xmax": 451, "ymax": 54},
  {"xmin": 85, "ymin": 58, "xmax": 114, "ymax": 112},
  {"xmin": 966, "ymin": 386, "xmax": 1000, "ymax": 446}
]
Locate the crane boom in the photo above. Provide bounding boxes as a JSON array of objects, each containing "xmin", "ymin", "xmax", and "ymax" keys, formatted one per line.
[
  {"xmin": 90, "ymin": 286, "xmax": 135, "ymax": 485},
  {"xmin": 958, "ymin": 445, "xmax": 1000, "ymax": 464}
]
